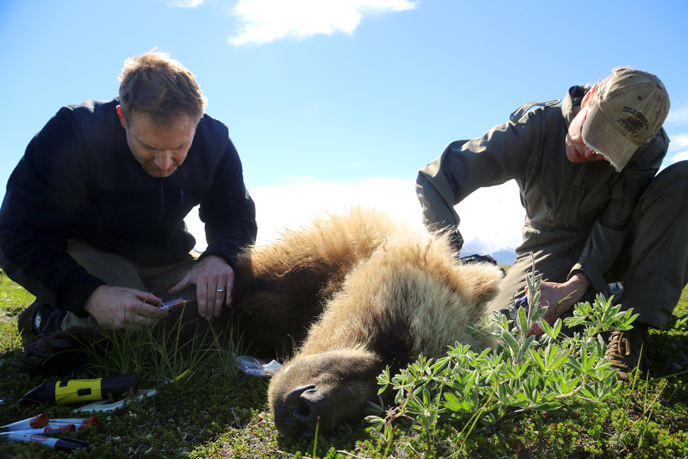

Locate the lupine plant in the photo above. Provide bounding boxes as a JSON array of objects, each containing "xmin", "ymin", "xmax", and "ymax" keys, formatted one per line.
[{"xmin": 366, "ymin": 254, "xmax": 639, "ymax": 450}]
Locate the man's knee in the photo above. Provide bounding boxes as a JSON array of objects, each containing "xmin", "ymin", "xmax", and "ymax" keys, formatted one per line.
[
  {"xmin": 143, "ymin": 259, "xmax": 197, "ymax": 293},
  {"xmin": 650, "ymin": 160, "xmax": 688, "ymax": 192},
  {"xmin": 660, "ymin": 160, "xmax": 688, "ymax": 176},
  {"xmin": 640, "ymin": 160, "xmax": 688, "ymax": 212},
  {"xmin": 67, "ymin": 240, "xmax": 145, "ymax": 290}
]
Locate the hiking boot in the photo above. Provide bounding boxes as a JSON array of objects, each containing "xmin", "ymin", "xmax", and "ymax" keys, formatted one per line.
[
  {"xmin": 605, "ymin": 324, "xmax": 652, "ymax": 380},
  {"xmin": 17, "ymin": 300, "xmax": 43, "ymax": 337},
  {"xmin": 12, "ymin": 332, "xmax": 88, "ymax": 375},
  {"xmin": 17, "ymin": 300, "xmax": 66, "ymax": 337}
]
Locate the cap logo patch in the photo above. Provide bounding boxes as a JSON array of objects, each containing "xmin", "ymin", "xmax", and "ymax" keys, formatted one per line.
[
  {"xmin": 622, "ymin": 106, "xmax": 650, "ymax": 129},
  {"xmin": 617, "ymin": 106, "xmax": 649, "ymax": 137}
]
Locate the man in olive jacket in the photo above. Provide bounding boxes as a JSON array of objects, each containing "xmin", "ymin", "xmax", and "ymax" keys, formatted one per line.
[
  {"xmin": 0, "ymin": 51, "xmax": 257, "ymax": 333},
  {"xmin": 417, "ymin": 68, "xmax": 686, "ymax": 379}
]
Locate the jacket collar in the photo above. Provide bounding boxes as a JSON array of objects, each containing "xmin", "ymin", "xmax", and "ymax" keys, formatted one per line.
[{"xmin": 562, "ymin": 85, "xmax": 590, "ymax": 127}]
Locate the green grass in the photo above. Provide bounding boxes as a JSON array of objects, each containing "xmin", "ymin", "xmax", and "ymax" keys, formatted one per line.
[
  {"xmin": 0, "ymin": 271, "xmax": 34, "ymax": 355},
  {"xmin": 1, "ymin": 275, "xmax": 688, "ymax": 458}
]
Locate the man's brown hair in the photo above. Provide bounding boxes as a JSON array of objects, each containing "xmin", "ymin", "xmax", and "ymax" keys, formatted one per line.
[{"xmin": 118, "ymin": 51, "xmax": 208, "ymax": 126}]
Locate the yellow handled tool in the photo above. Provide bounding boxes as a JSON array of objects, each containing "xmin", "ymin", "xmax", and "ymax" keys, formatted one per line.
[{"xmin": 19, "ymin": 373, "xmax": 137, "ymax": 405}]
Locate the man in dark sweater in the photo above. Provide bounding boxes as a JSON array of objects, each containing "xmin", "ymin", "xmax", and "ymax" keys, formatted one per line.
[{"xmin": 0, "ymin": 51, "xmax": 257, "ymax": 333}]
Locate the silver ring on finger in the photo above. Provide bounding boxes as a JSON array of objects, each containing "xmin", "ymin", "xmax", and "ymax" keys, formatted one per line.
[{"xmin": 216, "ymin": 288, "xmax": 224, "ymax": 293}]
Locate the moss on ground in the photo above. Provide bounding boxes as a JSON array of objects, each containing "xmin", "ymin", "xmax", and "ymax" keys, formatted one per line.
[{"xmin": 1, "ymin": 276, "xmax": 687, "ymax": 458}]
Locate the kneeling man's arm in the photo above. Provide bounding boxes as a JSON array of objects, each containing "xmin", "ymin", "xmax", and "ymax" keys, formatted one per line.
[{"xmin": 174, "ymin": 140, "xmax": 256, "ymax": 320}]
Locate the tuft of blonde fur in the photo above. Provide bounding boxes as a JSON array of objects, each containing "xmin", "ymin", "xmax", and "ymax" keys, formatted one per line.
[
  {"xmin": 236, "ymin": 206, "xmax": 403, "ymax": 296},
  {"xmin": 291, "ymin": 227, "xmax": 503, "ymax": 361}
]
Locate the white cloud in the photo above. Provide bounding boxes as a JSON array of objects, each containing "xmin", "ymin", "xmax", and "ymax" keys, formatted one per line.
[
  {"xmin": 669, "ymin": 150, "xmax": 688, "ymax": 164},
  {"xmin": 454, "ymin": 181, "xmax": 524, "ymax": 253},
  {"xmin": 228, "ymin": 0, "xmax": 417, "ymax": 46},
  {"xmin": 669, "ymin": 133, "xmax": 688, "ymax": 150},
  {"xmin": 666, "ymin": 132, "xmax": 688, "ymax": 165},
  {"xmin": 668, "ymin": 107, "xmax": 688, "ymax": 124},
  {"xmin": 168, "ymin": 0, "xmax": 204, "ymax": 7},
  {"xmin": 185, "ymin": 178, "xmax": 524, "ymax": 255}
]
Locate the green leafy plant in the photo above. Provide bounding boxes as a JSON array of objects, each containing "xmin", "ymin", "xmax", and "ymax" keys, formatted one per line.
[
  {"xmin": 367, "ymin": 254, "xmax": 637, "ymax": 453},
  {"xmin": 674, "ymin": 313, "xmax": 688, "ymax": 331}
]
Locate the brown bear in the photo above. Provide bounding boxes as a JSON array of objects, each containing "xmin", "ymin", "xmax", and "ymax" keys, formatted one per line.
[
  {"xmin": 16, "ymin": 207, "xmax": 502, "ymax": 440},
  {"xmin": 267, "ymin": 224, "xmax": 503, "ymax": 437}
]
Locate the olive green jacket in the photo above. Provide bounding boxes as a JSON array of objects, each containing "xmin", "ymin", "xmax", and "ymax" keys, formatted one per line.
[{"xmin": 416, "ymin": 86, "xmax": 670, "ymax": 292}]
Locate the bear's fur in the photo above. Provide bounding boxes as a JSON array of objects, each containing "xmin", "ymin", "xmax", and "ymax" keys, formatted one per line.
[
  {"xmin": 228, "ymin": 207, "xmax": 402, "ymax": 356},
  {"xmin": 17, "ymin": 207, "xmax": 502, "ymax": 439},
  {"xmin": 267, "ymin": 221, "xmax": 502, "ymax": 437}
]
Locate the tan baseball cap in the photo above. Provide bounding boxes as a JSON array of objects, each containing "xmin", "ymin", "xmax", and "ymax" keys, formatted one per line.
[{"xmin": 582, "ymin": 67, "xmax": 670, "ymax": 171}]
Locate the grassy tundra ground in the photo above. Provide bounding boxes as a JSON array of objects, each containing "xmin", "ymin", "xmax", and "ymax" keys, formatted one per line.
[{"xmin": 1, "ymin": 272, "xmax": 688, "ymax": 458}]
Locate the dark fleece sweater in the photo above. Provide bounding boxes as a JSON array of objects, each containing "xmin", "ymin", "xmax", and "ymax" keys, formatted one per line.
[{"xmin": 0, "ymin": 98, "xmax": 257, "ymax": 317}]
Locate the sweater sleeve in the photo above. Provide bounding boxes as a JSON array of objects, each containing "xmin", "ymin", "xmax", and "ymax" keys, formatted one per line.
[
  {"xmin": 197, "ymin": 139, "xmax": 257, "ymax": 267},
  {"xmin": 416, "ymin": 111, "xmax": 537, "ymax": 249},
  {"xmin": 0, "ymin": 109, "xmax": 105, "ymax": 316}
]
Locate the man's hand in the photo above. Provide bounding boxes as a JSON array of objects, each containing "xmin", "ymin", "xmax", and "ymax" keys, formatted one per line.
[
  {"xmin": 83, "ymin": 285, "xmax": 166, "ymax": 330},
  {"xmin": 529, "ymin": 272, "xmax": 590, "ymax": 335},
  {"xmin": 169, "ymin": 255, "xmax": 234, "ymax": 321}
]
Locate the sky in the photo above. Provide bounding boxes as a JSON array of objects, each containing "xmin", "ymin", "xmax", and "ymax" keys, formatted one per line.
[{"xmin": 1, "ymin": 0, "xmax": 687, "ymax": 259}]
